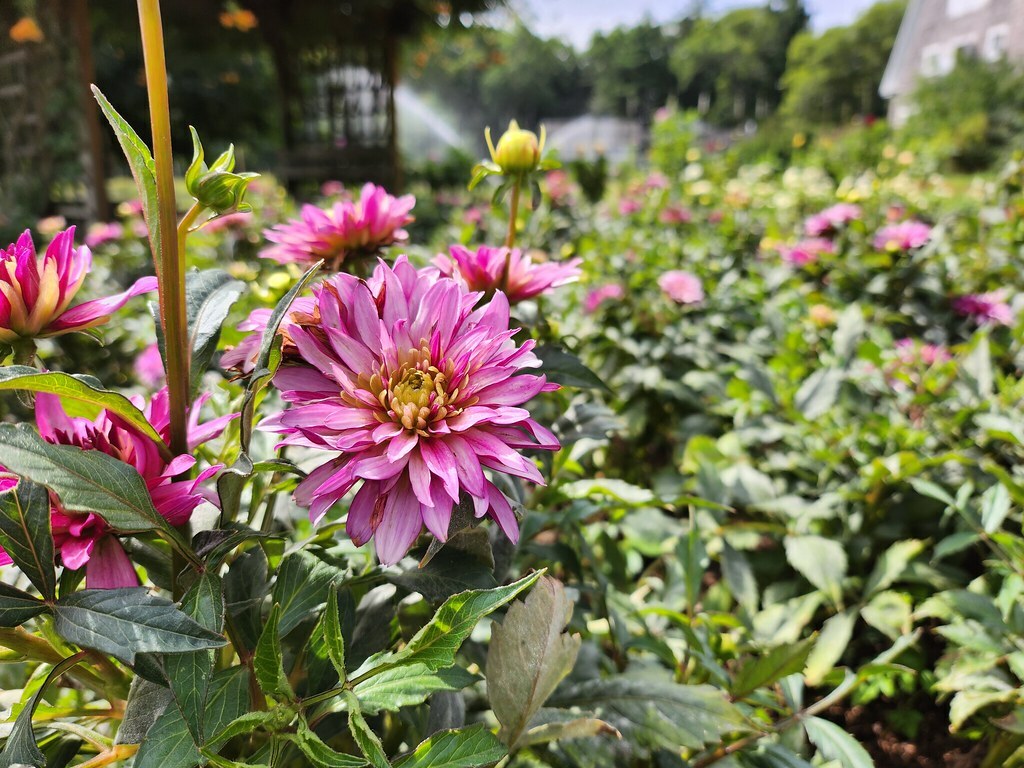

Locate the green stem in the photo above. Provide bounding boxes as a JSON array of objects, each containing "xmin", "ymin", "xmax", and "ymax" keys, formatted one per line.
[
  {"xmin": 137, "ymin": 0, "xmax": 189, "ymax": 458},
  {"xmin": 505, "ymin": 178, "xmax": 521, "ymax": 251}
]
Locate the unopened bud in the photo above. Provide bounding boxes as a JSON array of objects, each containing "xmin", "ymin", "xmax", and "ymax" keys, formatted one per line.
[
  {"xmin": 487, "ymin": 120, "xmax": 544, "ymax": 175},
  {"xmin": 185, "ymin": 127, "xmax": 258, "ymax": 216}
]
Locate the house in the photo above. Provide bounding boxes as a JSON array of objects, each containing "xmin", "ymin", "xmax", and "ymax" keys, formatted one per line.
[{"xmin": 879, "ymin": 0, "xmax": 1024, "ymax": 125}]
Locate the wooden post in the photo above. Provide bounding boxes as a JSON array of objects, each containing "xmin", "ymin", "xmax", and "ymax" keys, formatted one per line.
[{"xmin": 70, "ymin": 0, "xmax": 111, "ymax": 222}]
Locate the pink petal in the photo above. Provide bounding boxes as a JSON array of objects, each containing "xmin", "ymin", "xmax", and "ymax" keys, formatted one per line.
[{"xmin": 85, "ymin": 536, "xmax": 139, "ymax": 589}]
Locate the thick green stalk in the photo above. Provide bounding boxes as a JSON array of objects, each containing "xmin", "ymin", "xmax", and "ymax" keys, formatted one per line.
[{"xmin": 137, "ymin": 0, "xmax": 189, "ymax": 457}]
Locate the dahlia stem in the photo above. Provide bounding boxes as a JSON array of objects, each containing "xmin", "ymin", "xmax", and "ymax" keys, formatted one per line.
[
  {"xmin": 505, "ymin": 178, "xmax": 521, "ymax": 251},
  {"xmin": 74, "ymin": 745, "xmax": 139, "ymax": 768},
  {"xmin": 137, "ymin": 0, "xmax": 190, "ymax": 458}
]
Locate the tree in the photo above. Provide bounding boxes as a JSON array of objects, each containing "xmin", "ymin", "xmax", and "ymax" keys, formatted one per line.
[
  {"xmin": 780, "ymin": 1, "xmax": 905, "ymax": 125},
  {"xmin": 585, "ymin": 22, "xmax": 679, "ymax": 121}
]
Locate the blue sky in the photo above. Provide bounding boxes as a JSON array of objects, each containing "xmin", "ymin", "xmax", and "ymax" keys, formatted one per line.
[{"xmin": 518, "ymin": 0, "xmax": 884, "ymax": 48}]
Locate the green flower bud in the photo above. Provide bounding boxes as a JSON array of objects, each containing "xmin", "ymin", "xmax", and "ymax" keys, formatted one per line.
[
  {"xmin": 185, "ymin": 126, "xmax": 259, "ymax": 216},
  {"xmin": 486, "ymin": 120, "xmax": 545, "ymax": 175}
]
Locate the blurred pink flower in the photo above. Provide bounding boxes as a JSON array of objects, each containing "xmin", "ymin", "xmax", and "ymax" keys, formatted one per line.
[
  {"xmin": 463, "ymin": 206, "xmax": 485, "ymax": 225},
  {"xmin": 585, "ymin": 283, "xmax": 625, "ymax": 313},
  {"xmin": 84, "ymin": 222, "xmax": 124, "ymax": 248},
  {"xmin": 659, "ymin": 204, "xmax": 692, "ymax": 225},
  {"xmin": 262, "ymin": 256, "xmax": 559, "ymax": 565},
  {"xmin": 804, "ymin": 203, "xmax": 861, "ymax": 237},
  {"xmin": 781, "ymin": 238, "xmax": 835, "ymax": 266},
  {"xmin": 434, "ymin": 245, "xmax": 581, "ymax": 305},
  {"xmin": 874, "ymin": 220, "xmax": 932, "ymax": 251},
  {"xmin": 261, "ymin": 183, "xmax": 415, "ymax": 268},
  {"xmin": 894, "ymin": 338, "xmax": 952, "ymax": 366},
  {"xmin": 220, "ymin": 296, "xmax": 317, "ymax": 374},
  {"xmin": 117, "ymin": 199, "xmax": 145, "ymax": 218},
  {"xmin": 658, "ymin": 270, "xmax": 704, "ymax": 304},
  {"xmin": 545, "ymin": 170, "xmax": 573, "ymax": 205},
  {"xmin": 36, "ymin": 216, "xmax": 67, "ymax": 237},
  {"xmin": 0, "ymin": 228, "xmax": 156, "ymax": 345},
  {"xmin": 644, "ymin": 171, "xmax": 669, "ymax": 190},
  {"xmin": 135, "ymin": 343, "xmax": 165, "ymax": 388},
  {"xmin": 202, "ymin": 211, "xmax": 253, "ymax": 233},
  {"xmin": 953, "ymin": 291, "xmax": 1014, "ymax": 326},
  {"xmin": 618, "ymin": 198, "xmax": 642, "ymax": 216},
  {"xmin": 320, "ymin": 180, "xmax": 346, "ymax": 197}
]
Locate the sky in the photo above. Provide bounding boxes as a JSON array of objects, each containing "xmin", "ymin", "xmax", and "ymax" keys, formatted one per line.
[{"xmin": 518, "ymin": 0, "xmax": 884, "ymax": 49}]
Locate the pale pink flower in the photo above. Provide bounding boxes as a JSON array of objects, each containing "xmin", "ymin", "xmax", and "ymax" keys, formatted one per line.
[
  {"xmin": 320, "ymin": 180, "xmax": 346, "ymax": 197},
  {"xmin": 117, "ymin": 199, "xmax": 145, "ymax": 218},
  {"xmin": 202, "ymin": 211, "xmax": 253, "ymax": 233},
  {"xmin": 36, "ymin": 216, "xmax": 67, "ymax": 237},
  {"xmin": 804, "ymin": 203, "xmax": 861, "ymax": 237},
  {"xmin": 84, "ymin": 222, "xmax": 124, "ymax": 248},
  {"xmin": 545, "ymin": 170, "xmax": 573, "ymax": 205},
  {"xmin": 953, "ymin": 291, "xmax": 1014, "ymax": 326},
  {"xmin": 463, "ymin": 206, "xmax": 485, "ymax": 225},
  {"xmin": 261, "ymin": 183, "xmax": 415, "ymax": 268},
  {"xmin": 262, "ymin": 256, "xmax": 559, "ymax": 565},
  {"xmin": 434, "ymin": 245, "xmax": 581, "ymax": 305},
  {"xmin": 874, "ymin": 220, "xmax": 932, "ymax": 251},
  {"xmin": 644, "ymin": 172, "xmax": 669, "ymax": 190},
  {"xmin": 781, "ymin": 238, "xmax": 835, "ymax": 267},
  {"xmin": 585, "ymin": 284, "xmax": 625, "ymax": 313},
  {"xmin": 619, "ymin": 198, "xmax": 642, "ymax": 216},
  {"xmin": 220, "ymin": 296, "xmax": 318, "ymax": 374},
  {"xmin": 135, "ymin": 343, "xmax": 165, "ymax": 388},
  {"xmin": 0, "ymin": 228, "xmax": 156, "ymax": 344},
  {"xmin": 894, "ymin": 338, "xmax": 952, "ymax": 366},
  {"xmin": 658, "ymin": 270, "xmax": 704, "ymax": 304},
  {"xmin": 659, "ymin": 204, "xmax": 692, "ymax": 225}
]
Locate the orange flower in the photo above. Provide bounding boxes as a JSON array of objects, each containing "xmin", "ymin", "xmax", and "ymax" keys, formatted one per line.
[
  {"xmin": 9, "ymin": 17, "xmax": 43, "ymax": 43},
  {"xmin": 219, "ymin": 8, "xmax": 258, "ymax": 31}
]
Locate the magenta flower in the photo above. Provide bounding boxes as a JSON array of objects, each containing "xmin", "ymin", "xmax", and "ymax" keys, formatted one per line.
[
  {"xmin": 220, "ymin": 296, "xmax": 318, "ymax": 374},
  {"xmin": 2, "ymin": 389, "xmax": 236, "ymax": 588},
  {"xmin": 804, "ymin": 203, "xmax": 861, "ymax": 237},
  {"xmin": 0, "ymin": 475, "xmax": 12, "ymax": 567},
  {"xmin": 135, "ymin": 343, "xmax": 165, "ymax": 388},
  {"xmin": 953, "ymin": 291, "xmax": 1014, "ymax": 326},
  {"xmin": 781, "ymin": 238, "xmax": 835, "ymax": 267},
  {"xmin": 262, "ymin": 256, "xmax": 559, "ymax": 565},
  {"xmin": 873, "ymin": 220, "xmax": 932, "ymax": 251},
  {"xmin": 261, "ymin": 183, "xmax": 415, "ymax": 268},
  {"xmin": 0, "ymin": 228, "xmax": 156, "ymax": 345},
  {"xmin": 658, "ymin": 270, "xmax": 704, "ymax": 304},
  {"xmin": 585, "ymin": 284, "xmax": 625, "ymax": 313},
  {"xmin": 434, "ymin": 245, "xmax": 581, "ymax": 305}
]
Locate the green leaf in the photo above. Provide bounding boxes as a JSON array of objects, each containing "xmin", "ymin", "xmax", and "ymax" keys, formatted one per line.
[
  {"xmin": 324, "ymin": 584, "xmax": 348, "ymax": 682},
  {"xmin": 549, "ymin": 678, "xmax": 749, "ymax": 751},
  {"xmin": 0, "ymin": 582, "xmax": 47, "ymax": 627},
  {"xmin": 354, "ymin": 571, "xmax": 543, "ymax": 679},
  {"xmin": 291, "ymin": 718, "xmax": 369, "ymax": 768},
  {"xmin": 864, "ymin": 539, "xmax": 925, "ymax": 597},
  {"xmin": 784, "ymin": 535, "xmax": 847, "ymax": 605},
  {"xmin": 534, "ymin": 345, "xmax": 608, "ymax": 390},
  {"xmin": 803, "ymin": 715, "xmax": 873, "ymax": 768},
  {"xmin": 560, "ymin": 479, "xmax": 655, "ymax": 505},
  {"xmin": 794, "ymin": 367, "xmax": 843, "ymax": 420},
  {"xmin": 678, "ymin": 523, "xmax": 708, "ymax": 612},
  {"xmin": 961, "ymin": 333, "xmax": 993, "ymax": 401},
  {"xmin": 207, "ymin": 710, "xmax": 290, "ymax": 747},
  {"xmin": 354, "ymin": 664, "xmax": 478, "ymax": 715},
  {"xmin": 721, "ymin": 540, "xmax": 758, "ymax": 613},
  {"xmin": 165, "ymin": 572, "xmax": 225, "ymax": 743},
  {"xmin": 731, "ymin": 636, "xmax": 814, "ymax": 699},
  {"xmin": 115, "ymin": 677, "xmax": 173, "ymax": 745},
  {"xmin": 832, "ymin": 304, "xmax": 865, "ymax": 362},
  {"xmin": 52, "ymin": 588, "xmax": 225, "ymax": 665},
  {"xmin": 981, "ymin": 483, "xmax": 1012, "ymax": 534},
  {"xmin": 185, "ymin": 269, "xmax": 245, "ymax": 396},
  {"xmin": 0, "ymin": 480, "xmax": 55, "ymax": 599},
  {"xmin": 0, "ymin": 424, "xmax": 190, "ymax": 556},
  {"xmin": 344, "ymin": 691, "xmax": 391, "ymax": 768},
  {"xmin": 91, "ymin": 86, "xmax": 163, "ymax": 278},
  {"xmin": 804, "ymin": 609, "xmax": 857, "ymax": 686},
  {"xmin": 133, "ymin": 700, "xmax": 201, "ymax": 768},
  {"xmin": 0, "ymin": 653, "xmax": 85, "ymax": 767},
  {"xmin": 273, "ymin": 550, "xmax": 341, "ymax": 636},
  {"xmin": 240, "ymin": 260, "xmax": 323, "ymax": 452},
  {"xmin": 486, "ymin": 576, "xmax": 581, "ymax": 748},
  {"xmin": 254, "ymin": 603, "xmax": 294, "ymax": 699},
  {"xmin": 394, "ymin": 725, "xmax": 506, "ymax": 768},
  {"xmin": 0, "ymin": 367, "xmax": 169, "ymax": 455}
]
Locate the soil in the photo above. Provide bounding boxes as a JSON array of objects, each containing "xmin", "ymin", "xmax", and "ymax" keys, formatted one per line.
[{"xmin": 826, "ymin": 699, "xmax": 987, "ymax": 768}]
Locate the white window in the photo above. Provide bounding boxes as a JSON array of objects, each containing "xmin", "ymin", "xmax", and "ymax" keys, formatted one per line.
[
  {"xmin": 946, "ymin": 0, "xmax": 990, "ymax": 17},
  {"xmin": 984, "ymin": 24, "xmax": 1010, "ymax": 60}
]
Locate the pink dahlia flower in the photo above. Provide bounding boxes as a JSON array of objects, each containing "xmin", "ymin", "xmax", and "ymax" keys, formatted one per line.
[
  {"xmin": 873, "ymin": 220, "xmax": 932, "ymax": 251},
  {"xmin": 804, "ymin": 203, "xmax": 861, "ymax": 237},
  {"xmin": 953, "ymin": 291, "xmax": 1014, "ymax": 326},
  {"xmin": 658, "ymin": 270, "xmax": 704, "ymax": 304},
  {"xmin": 781, "ymin": 238, "xmax": 835, "ymax": 267},
  {"xmin": 220, "ymin": 295, "xmax": 320, "ymax": 374},
  {"xmin": 84, "ymin": 222, "xmax": 124, "ymax": 249},
  {"xmin": 0, "ymin": 475, "xmax": 13, "ymax": 566},
  {"xmin": 434, "ymin": 245, "xmax": 581, "ymax": 305},
  {"xmin": 135, "ymin": 343, "xmax": 165, "ymax": 388},
  {"xmin": 0, "ymin": 228, "xmax": 156, "ymax": 345},
  {"xmin": 585, "ymin": 284, "xmax": 625, "ymax": 313},
  {"xmin": 262, "ymin": 256, "xmax": 560, "ymax": 565},
  {"xmin": 0, "ymin": 389, "xmax": 236, "ymax": 588},
  {"xmin": 261, "ymin": 183, "xmax": 415, "ymax": 269}
]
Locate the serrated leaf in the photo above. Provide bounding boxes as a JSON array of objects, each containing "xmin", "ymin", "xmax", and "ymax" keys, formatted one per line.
[
  {"xmin": 52, "ymin": 588, "xmax": 225, "ymax": 665},
  {"xmin": 517, "ymin": 717, "xmax": 620, "ymax": 748},
  {"xmin": 784, "ymin": 535, "xmax": 847, "ymax": 605},
  {"xmin": 487, "ymin": 576, "xmax": 581, "ymax": 748},
  {"xmin": 115, "ymin": 677, "xmax": 173, "ymax": 745},
  {"xmin": 794, "ymin": 367, "xmax": 843, "ymax": 420},
  {"xmin": 732, "ymin": 636, "xmax": 814, "ymax": 699},
  {"xmin": 254, "ymin": 603, "xmax": 294, "ymax": 699},
  {"xmin": 133, "ymin": 699, "xmax": 201, "ymax": 768},
  {"xmin": 324, "ymin": 584, "xmax": 347, "ymax": 682},
  {"xmin": 804, "ymin": 609, "xmax": 857, "ymax": 686},
  {"xmin": 394, "ymin": 725, "xmax": 506, "ymax": 768},
  {"xmin": 354, "ymin": 664, "xmax": 478, "ymax": 715},
  {"xmin": 344, "ymin": 691, "xmax": 391, "ymax": 768},
  {"xmin": 207, "ymin": 710, "xmax": 287, "ymax": 747},
  {"xmin": 803, "ymin": 716, "xmax": 873, "ymax": 768},
  {"xmin": 534, "ymin": 345, "xmax": 608, "ymax": 390},
  {"xmin": 0, "ymin": 582, "xmax": 47, "ymax": 627},
  {"xmin": 0, "ymin": 653, "xmax": 84, "ymax": 767},
  {"xmin": 549, "ymin": 678, "xmax": 749, "ymax": 751},
  {"xmin": 273, "ymin": 550, "xmax": 341, "ymax": 636},
  {"xmin": 292, "ymin": 718, "xmax": 369, "ymax": 767},
  {"xmin": 0, "ymin": 481, "xmax": 54, "ymax": 600},
  {"xmin": 353, "ymin": 571, "xmax": 542, "ymax": 679},
  {"xmin": 0, "ymin": 367, "xmax": 169, "ymax": 455},
  {"xmin": 185, "ymin": 269, "xmax": 245, "ymax": 396}
]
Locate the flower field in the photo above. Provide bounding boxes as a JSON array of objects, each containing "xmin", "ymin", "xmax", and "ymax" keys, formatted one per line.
[{"xmin": 3, "ymin": 53, "xmax": 1024, "ymax": 768}]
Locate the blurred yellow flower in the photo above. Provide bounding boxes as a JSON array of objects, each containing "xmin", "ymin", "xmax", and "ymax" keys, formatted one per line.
[
  {"xmin": 809, "ymin": 304, "xmax": 836, "ymax": 326},
  {"xmin": 792, "ymin": 132, "xmax": 807, "ymax": 149}
]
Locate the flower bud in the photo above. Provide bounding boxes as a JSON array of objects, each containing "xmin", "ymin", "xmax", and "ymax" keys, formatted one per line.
[
  {"xmin": 185, "ymin": 127, "xmax": 258, "ymax": 216},
  {"xmin": 487, "ymin": 120, "xmax": 543, "ymax": 175}
]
